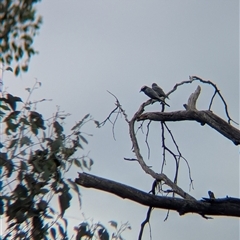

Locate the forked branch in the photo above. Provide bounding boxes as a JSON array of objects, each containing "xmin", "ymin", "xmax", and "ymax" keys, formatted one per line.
[{"xmin": 138, "ymin": 86, "xmax": 240, "ymax": 145}]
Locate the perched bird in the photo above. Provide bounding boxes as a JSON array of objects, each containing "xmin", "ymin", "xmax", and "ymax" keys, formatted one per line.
[
  {"xmin": 208, "ymin": 191, "xmax": 216, "ymax": 199},
  {"xmin": 140, "ymin": 85, "xmax": 170, "ymax": 107},
  {"xmin": 152, "ymin": 83, "xmax": 169, "ymax": 99}
]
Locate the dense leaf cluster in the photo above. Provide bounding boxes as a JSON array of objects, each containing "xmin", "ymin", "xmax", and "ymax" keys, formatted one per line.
[
  {"xmin": 0, "ymin": 0, "xmax": 42, "ymax": 75},
  {"xmin": 0, "ymin": 89, "xmax": 95, "ymax": 239}
]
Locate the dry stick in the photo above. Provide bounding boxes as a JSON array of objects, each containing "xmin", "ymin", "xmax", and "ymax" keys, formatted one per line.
[
  {"xmin": 145, "ymin": 120, "xmax": 151, "ymax": 159},
  {"xmin": 138, "ymin": 206, "xmax": 153, "ymax": 240},
  {"xmin": 163, "ymin": 122, "xmax": 193, "ymax": 188}
]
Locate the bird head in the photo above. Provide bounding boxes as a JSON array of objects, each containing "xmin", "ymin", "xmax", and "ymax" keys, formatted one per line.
[
  {"xmin": 152, "ymin": 83, "xmax": 157, "ymax": 88},
  {"xmin": 140, "ymin": 86, "xmax": 147, "ymax": 92}
]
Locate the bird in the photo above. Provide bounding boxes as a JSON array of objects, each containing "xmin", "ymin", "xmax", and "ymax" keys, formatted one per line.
[
  {"xmin": 152, "ymin": 83, "xmax": 169, "ymax": 99},
  {"xmin": 140, "ymin": 85, "xmax": 170, "ymax": 107},
  {"xmin": 208, "ymin": 191, "xmax": 216, "ymax": 199}
]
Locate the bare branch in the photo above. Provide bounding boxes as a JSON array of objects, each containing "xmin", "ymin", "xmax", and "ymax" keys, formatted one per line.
[
  {"xmin": 130, "ymin": 104, "xmax": 195, "ymax": 200},
  {"xmin": 168, "ymin": 76, "xmax": 238, "ymax": 125},
  {"xmin": 145, "ymin": 121, "xmax": 151, "ymax": 159},
  {"xmin": 76, "ymin": 173, "xmax": 240, "ymax": 218},
  {"xmin": 138, "ymin": 110, "xmax": 240, "ymax": 145},
  {"xmin": 138, "ymin": 207, "xmax": 152, "ymax": 240},
  {"xmin": 191, "ymin": 76, "xmax": 238, "ymax": 125},
  {"xmin": 99, "ymin": 91, "xmax": 130, "ymax": 140},
  {"xmin": 123, "ymin": 158, "xmax": 138, "ymax": 162},
  {"xmin": 163, "ymin": 122, "xmax": 193, "ymax": 188}
]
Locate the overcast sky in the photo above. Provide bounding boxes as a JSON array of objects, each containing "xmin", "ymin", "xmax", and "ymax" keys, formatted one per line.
[{"xmin": 2, "ymin": 1, "xmax": 239, "ymax": 239}]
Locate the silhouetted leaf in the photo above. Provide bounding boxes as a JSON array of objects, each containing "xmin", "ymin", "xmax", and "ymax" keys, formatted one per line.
[
  {"xmin": 51, "ymin": 139, "xmax": 62, "ymax": 152},
  {"xmin": 22, "ymin": 66, "xmax": 28, "ymax": 73},
  {"xmin": 71, "ymin": 114, "xmax": 90, "ymax": 131},
  {"xmin": 16, "ymin": 232, "xmax": 27, "ymax": 239},
  {"xmin": 8, "ymin": 138, "xmax": 18, "ymax": 149},
  {"xmin": 82, "ymin": 159, "xmax": 88, "ymax": 169},
  {"xmin": 32, "ymin": 216, "xmax": 43, "ymax": 233},
  {"xmin": 94, "ymin": 120, "xmax": 100, "ymax": 128},
  {"xmin": 53, "ymin": 121, "xmax": 63, "ymax": 135},
  {"xmin": 18, "ymin": 47, "xmax": 24, "ymax": 58},
  {"xmin": 80, "ymin": 135, "xmax": 88, "ymax": 144},
  {"xmin": 6, "ymin": 159, "xmax": 13, "ymax": 177},
  {"xmin": 14, "ymin": 66, "xmax": 20, "ymax": 76},
  {"xmin": 109, "ymin": 221, "xmax": 118, "ymax": 229},
  {"xmin": 13, "ymin": 96, "xmax": 22, "ymax": 102},
  {"xmin": 0, "ymin": 104, "xmax": 10, "ymax": 111},
  {"xmin": 6, "ymin": 54, "xmax": 13, "ymax": 64},
  {"xmin": 58, "ymin": 183, "xmax": 72, "ymax": 216},
  {"xmin": 58, "ymin": 224, "xmax": 65, "ymax": 238},
  {"xmin": 41, "ymin": 169, "xmax": 51, "ymax": 181},
  {"xmin": 21, "ymin": 35, "xmax": 33, "ymax": 44},
  {"xmin": 19, "ymin": 117, "xmax": 29, "ymax": 125},
  {"xmin": 67, "ymin": 179, "xmax": 80, "ymax": 195},
  {"xmin": 6, "ymin": 111, "xmax": 21, "ymax": 120},
  {"xmin": 17, "ymin": 169, "xmax": 23, "ymax": 181},
  {"xmin": 76, "ymin": 223, "xmax": 90, "ymax": 239},
  {"xmin": 30, "ymin": 111, "xmax": 42, "ymax": 119},
  {"xmin": 62, "ymin": 217, "xmax": 68, "ymax": 229},
  {"xmin": 0, "ymin": 152, "xmax": 8, "ymax": 166},
  {"xmin": 0, "ymin": 197, "xmax": 4, "ymax": 215},
  {"xmin": 20, "ymin": 161, "xmax": 28, "ymax": 171},
  {"xmin": 98, "ymin": 228, "xmax": 109, "ymax": 240},
  {"xmin": 50, "ymin": 228, "xmax": 56, "ymax": 240},
  {"xmin": 30, "ymin": 122, "xmax": 38, "ymax": 135},
  {"xmin": 15, "ymin": 210, "xmax": 26, "ymax": 223},
  {"xmin": 29, "ymin": 111, "xmax": 45, "ymax": 130},
  {"xmin": 5, "ymin": 94, "xmax": 21, "ymax": 111},
  {"xmin": 37, "ymin": 200, "xmax": 48, "ymax": 211},
  {"xmin": 5, "ymin": 66, "xmax": 13, "ymax": 72},
  {"xmin": 13, "ymin": 184, "xmax": 28, "ymax": 198},
  {"xmin": 74, "ymin": 159, "xmax": 82, "ymax": 168},
  {"xmin": 39, "ymin": 188, "xmax": 49, "ymax": 195},
  {"xmin": 20, "ymin": 136, "xmax": 32, "ymax": 147},
  {"xmin": 89, "ymin": 158, "xmax": 94, "ymax": 167}
]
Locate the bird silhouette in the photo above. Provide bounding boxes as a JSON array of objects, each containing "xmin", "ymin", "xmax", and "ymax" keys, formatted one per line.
[
  {"xmin": 152, "ymin": 83, "xmax": 169, "ymax": 99},
  {"xmin": 140, "ymin": 85, "xmax": 170, "ymax": 107},
  {"xmin": 208, "ymin": 191, "xmax": 216, "ymax": 199}
]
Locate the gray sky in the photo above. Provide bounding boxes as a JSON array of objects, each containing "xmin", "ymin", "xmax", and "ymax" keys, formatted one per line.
[{"xmin": 3, "ymin": 1, "xmax": 239, "ymax": 239}]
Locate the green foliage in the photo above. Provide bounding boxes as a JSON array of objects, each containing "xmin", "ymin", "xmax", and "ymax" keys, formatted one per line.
[
  {"xmin": 0, "ymin": 85, "xmax": 96, "ymax": 239},
  {"xmin": 74, "ymin": 221, "xmax": 131, "ymax": 240},
  {"xmin": 0, "ymin": 0, "xmax": 42, "ymax": 75}
]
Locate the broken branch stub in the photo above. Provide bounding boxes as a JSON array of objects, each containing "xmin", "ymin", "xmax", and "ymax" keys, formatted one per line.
[{"xmin": 184, "ymin": 85, "xmax": 201, "ymax": 110}]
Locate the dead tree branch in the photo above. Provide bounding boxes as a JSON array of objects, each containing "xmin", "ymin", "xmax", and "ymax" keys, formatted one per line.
[
  {"xmin": 129, "ymin": 101, "xmax": 195, "ymax": 200},
  {"xmin": 137, "ymin": 109, "xmax": 240, "ymax": 145},
  {"xmin": 138, "ymin": 85, "xmax": 240, "ymax": 145},
  {"xmin": 76, "ymin": 79, "xmax": 239, "ymax": 227},
  {"xmin": 167, "ymin": 76, "xmax": 237, "ymax": 124},
  {"xmin": 75, "ymin": 173, "xmax": 240, "ymax": 218}
]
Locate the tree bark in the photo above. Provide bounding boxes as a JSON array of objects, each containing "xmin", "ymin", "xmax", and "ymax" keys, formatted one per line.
[
  {"xmin": 137, "ymin": 110, "xmax": 240, "ymax": 145},
  {"xmin": 76, "ymin": 172, "xmax": 240, "ymax": 218}
]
